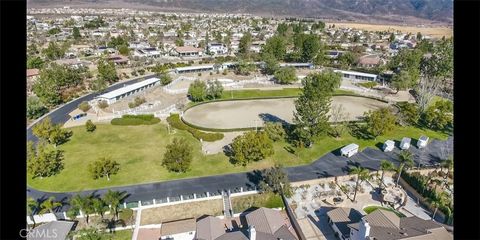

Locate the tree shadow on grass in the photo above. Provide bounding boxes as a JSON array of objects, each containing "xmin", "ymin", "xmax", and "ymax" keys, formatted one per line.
[{"xmin": 347, "ymin": 122, "xmax": 374, "ymax": 140}]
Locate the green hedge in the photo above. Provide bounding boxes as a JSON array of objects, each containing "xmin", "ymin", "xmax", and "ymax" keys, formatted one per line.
[
  {"xmin": 166, "ymin": 114, "xmax": 224, "ymax": 142},
  {"xmin": 401, "ymin": 171, "xmax": 453, "ymax": 223},
  {"xmin": 111, "ymin": 114, "xmax": 161, "ymax": 126}
]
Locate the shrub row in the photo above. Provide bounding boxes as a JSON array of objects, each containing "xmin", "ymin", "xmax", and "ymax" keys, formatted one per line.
[
  {"xmin": 111, "ymin": 114, "xmax": 161, "ymax": 126},
  {"xmin": 401, "ymin": 171, "xmax": 453, "ymax": 222},
  {"xmin": 166, "ymin": 114, "xmax": 224, "ymax": 142}
]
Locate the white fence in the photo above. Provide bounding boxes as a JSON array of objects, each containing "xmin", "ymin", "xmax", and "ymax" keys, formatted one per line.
[{"xmin": 27, "ymin": 188, "xmax": 260, "ymax": 225}]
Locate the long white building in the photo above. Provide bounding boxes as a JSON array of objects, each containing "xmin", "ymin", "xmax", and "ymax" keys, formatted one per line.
[
  {"xmin": 94, "ymin": 77, "xmax": 160, "ymax": 104},
  {"xmin": 334, "ymin": 70, "xmax": 378, "ymax": 81}
]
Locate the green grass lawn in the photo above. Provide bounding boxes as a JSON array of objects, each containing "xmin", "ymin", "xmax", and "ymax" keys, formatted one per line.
[
  {"xmin": 231, "ymin": 192, "xmax": 284, "ymax": 214},
  {"xmin": 28, "ymin": 122, "xmax": 449, "ymax": 192},
  {"xmin": 219, "ymin": 88, "xmax": 354, "ymax": 100},
  {"xmin": 98, "ymin": 230, "xmax": 133, "ymax": 240},
  {"xmin": 363, "ymin": 205, "xmax": 406, "ymax": 218}
]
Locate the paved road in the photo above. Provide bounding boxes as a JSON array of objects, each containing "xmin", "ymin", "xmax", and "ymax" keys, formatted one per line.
[
  {"xmin": 27, "ymin": 136, "xmax": 452, "ymax": 211},
  {"xmin": 26, "ymin": 74, "xmax": 156, "ymax": 143}
]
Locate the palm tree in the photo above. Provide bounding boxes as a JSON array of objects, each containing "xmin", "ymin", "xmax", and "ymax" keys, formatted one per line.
[
  {"xmin": 441, "ymin": 157, "xmax": 453, "ymax": 180},
  {"xmin": 395, "ymin": 150, "xmax": 414, "ymax": 187},
  {"xmin": 70, "ymin": 194, "xmax": 94, "ymax": 225},
  {"xmin": 428, "ymin": 198, "xmax": 441, "ymax": 220},
  {"xmin": 103, "ymin": 190, "xmax": 127, "ymax": 220},
  {"xmin": 349, "ymin": 166, "xmax": 370, "ymax": 202},
  {"xmin": 39, "ymin": 196, "xmax": 62, "ymax": 215},
  {"xmin": 379, "ymin": 160, "xmax": 394, "ymax": 189},
  {"xmin": 27, "ymin": 197, "xmax": 38, "ymax": 229},
  {"xmin": 92, "ymin": 198, "xmax": 108, "ymax": 220}
]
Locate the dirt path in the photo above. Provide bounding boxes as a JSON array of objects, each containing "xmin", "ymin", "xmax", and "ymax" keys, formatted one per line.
[{"xmin": 183, "ymin": 96, "xmax": 390, "ymax": 129}]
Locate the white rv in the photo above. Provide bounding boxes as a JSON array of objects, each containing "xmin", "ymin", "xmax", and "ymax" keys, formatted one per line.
[
  {"xmin": 400, "ymin": 137, "xmax": 411, "ymax": 150},
  {"xmin": 417, "ymin": 136, "xmax": 429, "ymax": 149},
  {"xmin": 341, "ymin": 143, "xmax": 359, "ymax": 158},
  {"xmin": 383, "ymin": 140, "xmax": 395, "ymax": 152}
]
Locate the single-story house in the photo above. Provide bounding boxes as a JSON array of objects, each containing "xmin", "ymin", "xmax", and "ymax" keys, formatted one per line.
[
  {"xmin": 173, "ymin": 46, "xmax": 203, "ymax": 57},
  {"xmin": 107, "ymin": 55, "xmax": 130, "ymax": 65},
  {"xmin": 328, "ymin": 208, "xmax": 452, "ymax": 240},
  {"xmin": 357, "ymin": 55, "xmax": 384, "ymax": 68},
  {"xmin": 160, "ymin": 218, "xmax": 196, "ymax": 240},
  {"xmin": 27, "ymin": 221, "xmax": 75, "ymax": 240},
  {"xmin": 196, "ymin": 207, "xmax": 297, "ymax": 240}
]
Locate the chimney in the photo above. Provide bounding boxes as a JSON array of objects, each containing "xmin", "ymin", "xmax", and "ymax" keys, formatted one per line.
[
  {"xmin": 356, "ymin": 219, "xmax": 370, "ymax": 240},
  {"xmin": 249, "ymin": 225, "xmax": 256, "ymax": 240},
  {"xmin": 363, "ymin": 220, "xmax": 371, "ymax": 239}
]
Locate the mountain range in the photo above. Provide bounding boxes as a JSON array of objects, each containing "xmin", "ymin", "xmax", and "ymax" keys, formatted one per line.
[{"xmin": 27, "ymin": 0, "xmax": 453, "ymax": 24}]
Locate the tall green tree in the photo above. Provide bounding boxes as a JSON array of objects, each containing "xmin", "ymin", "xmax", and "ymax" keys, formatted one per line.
[
  {"xmin": 259, "ymin": 165, "xmax": 292, "ymax": 197},
  {"xmin": 102, "ymin": 190, "xmax": 128, "ymax": 221},
  {"xmin": 263, "ymin": 122, "xmax": 286, "ymax": 142},
  {"xmin": 397, "ymin": 102, "xmax": 420, "ymax": 126},
  {"xmin": 27, "ymin": 56, "xmax": 45, "ymax": 69},
  {"xmin": 395, "ymin": 150, "xmax": 414, "ymax": 187},
  {"xmin": 206, "ymin": 80, "xmax": 223, "ymax": 100},
  {"xmin": 262, "ymin": 52, "xmax": 279, "ymax": 75},
  {"xmin": 32, "ymin": 117, "xmax": 73, "ymax": 146},
  {"xmin": 300, "ymin": 34, "xmax": 321, "ymax": 62},
  {"xmin": 27, "ymin": 142, "xmax": 65, "ymax": 178},
  {"xmin": 274, "ymin": 67, "xmax": 297, "ymax": 84},
  {"xmin": 293, "ymin": 71, "xmax": 341, "ymax": 145},
  {"xmin": 363, "ymin": 107, "xmax": 397, "ymax": 140},
  {"xmin": 423, "ymin": 100, "xmax": 453, "ymax": 130},
  {"xmin": 97, "ymin": 59, "xmax": 118, "ymax": 84},
  {"xmin": 43, "ymin": 42, "xmax": 65, "ymax": 60},
  {"xmin": 33, "ymin": 63, "xmax": 84, "ymax": 106},
  {"xmin": 92, "ymin": 198, "xmax": 108, "ymax": 220},
  {"xmin": 262, "ymin": 35, "xmax": 286, "ymax": 60},
  {"xmin": 379, "ymin": 160, "xmax": 395, "ymax": 188},
  {"xmin": 162, "ymin": 138, "xmax": 193, "ymax": 173},
  {"xmin": 72, "ymin": 27, "xmax": 82, "ymax": 40},
  {"xmin": 88, "ymin": 157, "xmax": 121, "ymax": 181},
  {"xmin": 391, "ymin": 70, "xmax": 415, "ymax": 93},
  {"xmin": 70, "ymin": 194, "xmax": 95, "ymax": 224},
  {"xmin": 238, "ymin": 32, "xmax": 252, "ymax": 57},
  {"xmin": 188, "ymin": 80, "xmax": 207, "ymax": 102},
  {"xmin": 349, "ymin": 166, "xmax": 370, "ymax": 202},
  {"xmin": 235, "ymin": 60, "xmax": 256, "ymax": 75},
  {"xmin": 27, "ymin": 96, "xmax": 48, "ymax": 119},
  {"xmin": 231, "ymin": 131, "xmax": 274, "ymax": 166}
]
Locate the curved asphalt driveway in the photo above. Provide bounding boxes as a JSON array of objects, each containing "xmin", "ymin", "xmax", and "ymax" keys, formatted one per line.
[
  {"xmin": 26, "ymin": 74, "xmax": 156, "ymax": 143},
  {"xmin": 26, "ymin": 74, "xmax": 453, "ymax": 208},
  {"xmin": 27, "ymin": 134, "xmax": 453, "ymax": 210}
]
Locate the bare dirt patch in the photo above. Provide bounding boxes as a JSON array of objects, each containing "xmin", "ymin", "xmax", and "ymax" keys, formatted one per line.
[
  {"xmin": 140, "ymin": 199, "xmax": 223, "ymax": 225},
  {"xmin": 182, "ymin": 96, "xmax": 389, "ymax": 129},
  {"xmin": 327, "ymin": 22, "xmax": 452, "ymax": 39}
]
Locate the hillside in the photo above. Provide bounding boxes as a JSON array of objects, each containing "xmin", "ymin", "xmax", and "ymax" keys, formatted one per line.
[{"xmin": 27, "ymin": 0, "xmax": 453, "ymax": 24}]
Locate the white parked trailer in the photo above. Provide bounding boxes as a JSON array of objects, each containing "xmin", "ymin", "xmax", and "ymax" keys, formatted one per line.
[
  {"xmin": 341, "ymin": 143, "xmax": 359, "ymax": 157},
  {"xmin": 383, "ymin": 140, "xmax": 395, "ymax": 152},
  {"xmin": 400, "ymin": 137, "xmax": 411, "ymax": 150},
  {"xmin": 417, "ymin": 136, "xmax": 429, "ymax": 149}
]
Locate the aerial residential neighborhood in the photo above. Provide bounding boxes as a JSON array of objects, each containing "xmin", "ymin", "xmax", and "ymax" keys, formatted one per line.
[{"xmin": 24, "ymin": 2, "xmax": 454, "ymax": 240}]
